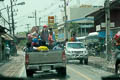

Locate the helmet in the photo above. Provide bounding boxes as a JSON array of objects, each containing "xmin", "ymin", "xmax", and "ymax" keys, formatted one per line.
[{"xmin": 43, "ymin": 25, "xmax": 48, "ymax": 28}]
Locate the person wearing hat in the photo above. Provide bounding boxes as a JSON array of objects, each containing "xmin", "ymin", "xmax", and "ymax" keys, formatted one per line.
[{"xmin": 41, "ymin": 25, "xmax": 49, "ymax": 43}]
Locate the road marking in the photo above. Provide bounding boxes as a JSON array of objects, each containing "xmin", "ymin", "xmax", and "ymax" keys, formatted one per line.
[
  {"xmin": 19, "ymin": 65, "xmax": 26, "ymax": 78},
  {"xmin": 67, "ymin": 66, "xmax": 92, "ymax": 80}
]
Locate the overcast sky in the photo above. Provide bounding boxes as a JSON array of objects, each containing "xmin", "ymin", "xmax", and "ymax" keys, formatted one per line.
[{"xmin": 0, "ymin": 0, "xmax": 105, "ymax": 33}]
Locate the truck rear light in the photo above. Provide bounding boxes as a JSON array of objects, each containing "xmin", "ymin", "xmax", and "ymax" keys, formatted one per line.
[
  {"xmin": 25, "ymin": 54, "xmax": 29, "ymax": 64},
  {"xmin": 62, "ymin": 51, "xmax": 66, "ymax": 61}
]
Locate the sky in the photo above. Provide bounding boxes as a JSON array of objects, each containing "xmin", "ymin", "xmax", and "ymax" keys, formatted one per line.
[{"xmin": 0, "ymin": 0, "xmax": 106, "ymax": 33}]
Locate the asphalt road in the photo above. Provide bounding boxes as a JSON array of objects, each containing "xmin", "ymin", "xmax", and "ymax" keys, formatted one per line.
[{"xmin": 19, "ymin": 61, "xmax": 113, "ymax": 80}]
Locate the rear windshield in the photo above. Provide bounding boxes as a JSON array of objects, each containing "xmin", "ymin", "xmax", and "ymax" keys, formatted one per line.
[{"xmin": 67, "ymin": 43, "xmax": 85, "ymax": 49}]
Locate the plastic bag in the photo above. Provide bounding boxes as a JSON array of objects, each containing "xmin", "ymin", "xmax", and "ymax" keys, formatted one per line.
[{"xmin": 37, "ymin": 46, "xmax": 49, "ymax": 51}]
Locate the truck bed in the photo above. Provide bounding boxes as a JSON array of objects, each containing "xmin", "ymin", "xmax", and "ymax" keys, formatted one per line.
[{"xmin": 26, "ymin": 50, "xmax": 63, "ymax": 64}]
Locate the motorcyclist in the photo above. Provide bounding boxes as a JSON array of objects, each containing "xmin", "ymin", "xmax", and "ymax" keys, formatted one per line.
[
  {"xmin": 115, "ymin": 44, "xmax": 120, "ymax": 74},
  {"xmin": 114, "ymin": 31, "xmax": 120, "ymax": 74}
]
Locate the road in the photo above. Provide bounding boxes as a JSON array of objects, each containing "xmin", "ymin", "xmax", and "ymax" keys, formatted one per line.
[{"xmin": 20, "ymin": 61, "xmax": 113, "ymax": 80}]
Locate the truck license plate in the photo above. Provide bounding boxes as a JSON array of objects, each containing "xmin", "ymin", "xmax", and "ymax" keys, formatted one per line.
[{"xmin": 42, "ymin": 66, "xmax": 51, "ymax": 71}]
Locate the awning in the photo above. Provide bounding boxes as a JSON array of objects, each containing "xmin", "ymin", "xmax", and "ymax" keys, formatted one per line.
[
  {"xmin": 76, "ymin": 36, "xmax": 87, "ymax": 40},
  {"xmin": 1, "ymin": 34, "xmax": 13, "ymax": 40},
  {"xmin": 98, "ymin": 31, "xmax": 113, "ymax": 38},
  {"xmin": 66, "ymin": 17, "xmax": 94, "ymax": 23},
  {"xmin": 88, "ymin": 32, "xmax": 99, "ymax": 36}
]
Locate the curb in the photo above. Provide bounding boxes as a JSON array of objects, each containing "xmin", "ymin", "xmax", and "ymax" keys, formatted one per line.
[{"xmin": 88, "ymin": 61, "xmax": 115, "ymax": 73}]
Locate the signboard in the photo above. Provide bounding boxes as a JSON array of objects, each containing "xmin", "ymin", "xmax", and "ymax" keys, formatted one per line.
[
  {"xmin": 80, "ymin": 24, "xmax": 94, "ymax": 28},
  {"xmin": 48, "ymin": 16, "xmax": 54, "ymax": 28},
  {"xmin": 101, "ymin": 22, "xmax": 115, "ymax": 28},
  {"xmin": 58, "ymin": 33, "xmax": 64, "ymax": 41},
  {"xmin": 96, "ymin": 25, "xmax": 101, "ymax": 31}
]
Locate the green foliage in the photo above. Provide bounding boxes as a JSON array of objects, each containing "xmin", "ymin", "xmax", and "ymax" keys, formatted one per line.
[
  {"xmin": 18, "ymin": 40, "xmax": 27, "ymax": 47},
  {"xmin": 16, "ymin": 31, "xmax": 27, "ymax": 35}
]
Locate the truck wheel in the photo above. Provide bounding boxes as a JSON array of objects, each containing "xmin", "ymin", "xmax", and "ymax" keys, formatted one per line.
[
  {"xmin": 26, "ymin": 70, "xmax": 34, "ymax": 77},
  {"xmin": 56, "ymin": 67, "xmax": 66, "ymax": 77},
  {"xmin": 80, "ymin": 59, "xmax": 83, "ymax": 64},
  {"xmin": 115, "ymin": 60, "xmax": 120, "ymax": 74},
  {"xmin": 84, "ymin": 58, "xmax": 88, "ymax": 65}
]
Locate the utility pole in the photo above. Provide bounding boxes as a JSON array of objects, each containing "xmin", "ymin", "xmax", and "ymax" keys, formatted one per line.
[
  {"xmin": 39, "ymin": 17, "xmax": 41, "ymax": 27},
  {"xmin": 35, "ymin": 10, "xmax": 37, "ymax": 26},
  {"xmin": 38, "ymin": 17, "xmax": 41, "ymax": 33},
  {"xmin": 26, "ymin": 24, "xmax": 30, "ymax": 32},
  {"xmin": 64, "ymin": 0, "xmax": 68, "ymax": 40},
  {"xmin": 10, "ymin": 0, "xmax": 15, "ymax": 36},
  {"xmin": 7, "ymin": 5, "xmax": 11, "ymax": 34},
  {"xmin": 105, "ymin": 0, "xmax": 111, "ymax": 61}
]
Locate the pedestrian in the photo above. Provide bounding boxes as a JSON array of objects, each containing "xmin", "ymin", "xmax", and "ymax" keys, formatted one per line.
[
  {"xmin": 48, "ymin": 31, "xmax": 54, "ymax": 49},
  {"xmin": 38, "ymin": 35, "xmax": 42, "ymax": 46},
  {"xmin": 5, "ymin": 44, "xmax": 10, "ymax": 60},
  {"xmin": 26, "ymin": 41, "xmax": 32, "ymax": 52},
  {"xmin": 71, "ymin": 33, "xmax": 77, "ymax": 41},
  {"xmin": 64, "ymin": 38, "xmax": 68, "ymax": 47}
]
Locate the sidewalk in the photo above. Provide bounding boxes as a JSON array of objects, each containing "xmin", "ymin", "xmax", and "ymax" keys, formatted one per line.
[
  {"xmin": 0, "ymin": 50, "xmax": 25, "ymax": 77},
  {"xmin": 89, "ymin": 56, "xmax": 115, "ymax": 73}
]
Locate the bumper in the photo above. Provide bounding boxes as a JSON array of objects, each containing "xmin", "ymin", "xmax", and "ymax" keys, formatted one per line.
[
  {"xmin": 66, "ymin": 54, "xmax": 88, "ymax": 60},
  {"xmin": 26, "ymin": 63, "xmax": 66, "ymax": 70}
]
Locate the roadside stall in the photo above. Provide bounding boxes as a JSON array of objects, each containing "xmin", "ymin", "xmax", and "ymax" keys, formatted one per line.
[
  {"xmin": 76, "ymin": 36, "xmax": 87, "ymax": 44},
  {"xmin": 86, "ymin": 32, "xmax": 99, "ymax": 49}
]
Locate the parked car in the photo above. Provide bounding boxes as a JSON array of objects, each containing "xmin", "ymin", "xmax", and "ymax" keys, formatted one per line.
[{"xmin": 65, "ymin": 42, "xmax": 88, "ymax": 64}]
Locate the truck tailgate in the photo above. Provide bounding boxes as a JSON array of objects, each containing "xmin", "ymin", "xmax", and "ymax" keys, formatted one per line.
[{"xmin": 27, "ymin": 50, "xmax": 63, "ymax": 64}]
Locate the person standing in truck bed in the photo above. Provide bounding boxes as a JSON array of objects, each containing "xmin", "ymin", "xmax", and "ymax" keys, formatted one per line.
[{"xmin": 41, "ymin": 25, "xmax": 49, "ymax": 43}]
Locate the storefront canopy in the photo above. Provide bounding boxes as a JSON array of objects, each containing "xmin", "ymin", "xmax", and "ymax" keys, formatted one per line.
[
  {"xmin": 98, "ymin": 31, "xmax": 113, "ymax": 38},
  {"xmin": 1, "ymin": 34, "xmax": 13, "ymax": 40}
]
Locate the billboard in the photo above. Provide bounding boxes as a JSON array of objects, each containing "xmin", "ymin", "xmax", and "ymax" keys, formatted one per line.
[{"xmin": 48, "ymin": 16, "xmax": 55, "ymax": 28}]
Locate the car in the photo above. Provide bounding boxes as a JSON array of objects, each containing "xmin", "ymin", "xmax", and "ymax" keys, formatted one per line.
[{"xmin": 65, "ymin": 42, "xmax": 88, "ymax": 64}]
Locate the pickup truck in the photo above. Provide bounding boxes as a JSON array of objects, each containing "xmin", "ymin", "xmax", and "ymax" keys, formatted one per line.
[
  {"xmin": 25, "ymin": 49, "xmax": 66, "ymax": 77},
  {"xmin": 65, "ymin": 42, "xmax": 88, "ymax": 64}
]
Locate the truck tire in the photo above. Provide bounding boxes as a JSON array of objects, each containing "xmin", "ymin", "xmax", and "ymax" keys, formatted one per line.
[
  {"xmin": 26, "ymin": 70, "xmax": 34, "ymax": 77},
  {"xmin": 115, "ymin": 59, "xmax": 120, "ymax": 74},
  {"xmin": 79, "ymin": 59, "xmax": 83, "ymax": 64},
  {"xmin": 56, "ymin": 67, "xmax": 66, "ymax": 77},
  {"xmin": 84, "ymin": 58, "xmax": 88, "ymax": 65}
]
